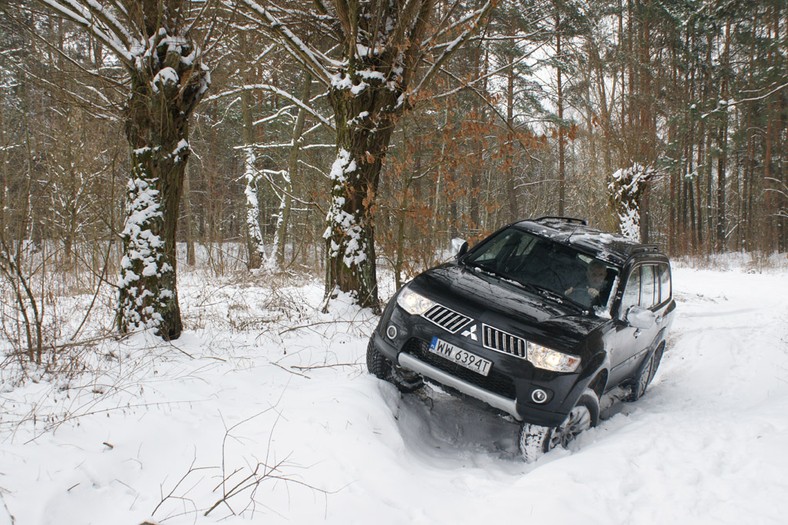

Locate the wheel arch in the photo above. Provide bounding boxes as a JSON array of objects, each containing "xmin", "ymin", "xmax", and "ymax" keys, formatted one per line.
[
  {"xmin": 579, "ymin": 348, "xmax": 608, "ymax": 398},
  {"xmin": 587, "ymin": 368, "xmax": 608, "ymax": 399}
]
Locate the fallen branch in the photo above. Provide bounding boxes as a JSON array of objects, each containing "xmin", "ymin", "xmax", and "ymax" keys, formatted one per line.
[{"xmin": 290, "ymin": 362, "xmax": 360, "ymax": 371}]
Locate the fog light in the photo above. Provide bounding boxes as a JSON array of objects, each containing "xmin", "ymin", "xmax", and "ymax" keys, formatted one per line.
[
  {"xmin": 386, "ymin": 325, "xmax": 398, "ymax": 340},
  {"xmin": 531, "ymin": 389, "xmax": 548, "ymax": 404}
]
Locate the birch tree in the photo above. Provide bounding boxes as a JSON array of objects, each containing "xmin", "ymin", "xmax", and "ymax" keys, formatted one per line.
[
  {"xmin": 33, "ymin": 0, "xmax": 211, "ymax": 339},
  {"xmin": 237, "ymin": 0, "xmax": 494, "ymax": 310}
]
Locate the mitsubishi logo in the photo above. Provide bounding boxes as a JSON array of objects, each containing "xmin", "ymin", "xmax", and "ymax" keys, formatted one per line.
[{"xmin": 461, "ymin": 324, "xmax": 478, "ymax": 341}]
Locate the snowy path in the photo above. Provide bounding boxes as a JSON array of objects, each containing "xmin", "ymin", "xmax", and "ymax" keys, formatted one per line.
[{"xmin": 1, "ymin": 266, "xmax": 787, "ymax": 524}]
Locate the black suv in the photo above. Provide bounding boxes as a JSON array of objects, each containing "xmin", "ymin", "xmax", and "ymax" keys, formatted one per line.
[{"xmin": 367, "ymin": 217, "xmax": 675, "ymax": 461}]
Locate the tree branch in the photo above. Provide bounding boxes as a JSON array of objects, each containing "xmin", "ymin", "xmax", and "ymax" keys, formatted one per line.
[
  {"xmin": 235, "ymin": 0, "xmax": 334, "ymax": 85},
  {"xmin": 34, "ymin": 0, "xmax": 134, "ymax": 67},
  {"xmin": 410, "ymin": 0, "xmax": 495, "ymax": 101},
  {"xmin": 205, "ymin": 83, "xmax": 335, "ymax": 131}
]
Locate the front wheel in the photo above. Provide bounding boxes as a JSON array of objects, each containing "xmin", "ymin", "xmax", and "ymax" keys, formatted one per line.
[
  {"xmin": 366, "ymin": 339, "xmax": 423, "ymax": 393},
  {"xmin": 366, "ymin": 339, "xmax": 392, "ymax": 379},
  {"xmin": 519, "ymin": 388, "xmax": 600, "ymax": 463}
]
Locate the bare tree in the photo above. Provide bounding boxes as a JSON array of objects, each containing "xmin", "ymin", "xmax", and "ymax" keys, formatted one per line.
[
  {"xmin": 29, "ymin": 0, "xmax": 211, "ymax": 339},
  {"xmin": 236, "ymin": 0, "xmax": 494, "ymax": 310}
]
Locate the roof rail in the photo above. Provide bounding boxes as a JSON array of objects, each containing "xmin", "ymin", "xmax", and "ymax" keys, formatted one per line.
[
  {"xmin": 630, "ymin": 244, "xmax": 660, "ymax": 255},
  {"xmin": 534, "ymin": 216, "xmax": 588, "ymax": 226}
]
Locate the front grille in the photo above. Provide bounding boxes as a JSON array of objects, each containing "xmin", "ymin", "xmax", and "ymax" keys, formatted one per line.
[
  {"xmin": 482, "ymin": 324, "xmax": 527, "ymax": 359},
  {"xmin": 402, "ymin": 338, "xmax": 517, "ymax": 400},
  {"xmin": 422, "ymin": 304, "xmax": 472, "ymax": 334}
]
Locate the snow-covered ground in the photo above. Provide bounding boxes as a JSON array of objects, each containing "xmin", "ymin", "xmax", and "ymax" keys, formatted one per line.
[{"xmin": 1, "ymin": 260, "xmax": 787, "ymax": 525}]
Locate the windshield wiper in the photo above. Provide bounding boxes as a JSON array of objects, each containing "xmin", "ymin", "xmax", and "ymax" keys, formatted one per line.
[
  {"xmin": 462, "ymin": 259, "xmax": 501, "ymax": 277},
  {"xmin": 527, "ymin": 284, "xmax": 587, "ymax": 313}
]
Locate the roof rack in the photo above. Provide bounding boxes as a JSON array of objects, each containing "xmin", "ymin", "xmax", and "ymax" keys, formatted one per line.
[
  {"xmin": 630, "ymin": 244, "xmax": 660, "ymax": 255},
  {"xmin": 534, "ymin": 216, "xmax": 588, "ymax": 226}
]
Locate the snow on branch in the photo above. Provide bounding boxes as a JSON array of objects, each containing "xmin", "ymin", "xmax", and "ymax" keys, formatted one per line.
[
  {"xmin": 83, "ymin": 0, "xmax": 133, "ymax": 46},
  {"xmin": 234, "ymin": 0, "xmax": 335, "ymax": 85},
  {"xmin": 38, "ymin": 0, "xmax": 133, "ymax": 65},
  {"xmin": 421, "ymin": 3, "xmax": 482, "ymax": 49},
  {"xmin": 701, "ymin": 81, "xmax": 788, "ymax": 118},
  {"xmin": 206, "ymin": 84, "xmax": 335, "ymax": 131}
]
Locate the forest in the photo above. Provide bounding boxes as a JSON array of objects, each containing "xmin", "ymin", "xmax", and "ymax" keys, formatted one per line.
[{"xmin": 0, "ymin": 1, "xmax": 785, "ymax": 351}]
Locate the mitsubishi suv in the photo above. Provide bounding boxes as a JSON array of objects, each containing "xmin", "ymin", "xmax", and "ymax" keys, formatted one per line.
[{"xmin": 367, "ymin": 217, "xmax": 676, "ymax": 461}]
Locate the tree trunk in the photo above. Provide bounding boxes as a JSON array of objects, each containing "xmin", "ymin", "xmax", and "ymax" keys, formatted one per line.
[
  {"xmin": 506, "ymin": 54, "xmax": 518, "ymax": 221},
  {"xmin": 556, "ymin": 10, "xmax": 566, "ymax": 215},
  {"xmin": 183, "ymin": 162, "xmax": 196, "ymax": 266},
  {"xmin": 275, "ymin": 73, "xmax": 311, "ymax": 269},
  {"xmin": 240, "ymin": 33, "xmax": 265, "ymax": 270},
  {"xmin": 324, "ymin": 82, "xmax": 398, "ymax": 310},
  {"xmin": 243, "ymin": 145, "xmax": 265, "ymax": 270},
  {"xmin": 714, "ymin": 20, "xmax": 731, "ymax": 252},
  {"xmin": 117, "ymin": 30, "xmax": 209, "ymax": 340},
  {"xmin": 310, "ymin": 0, "xmax": 488, "ymax": 310}
]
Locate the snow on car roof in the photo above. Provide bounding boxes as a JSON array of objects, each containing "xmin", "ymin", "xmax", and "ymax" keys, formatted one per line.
[{"xmin": 514, "ymin": 217, "xmax": 662, "ymax": 267}]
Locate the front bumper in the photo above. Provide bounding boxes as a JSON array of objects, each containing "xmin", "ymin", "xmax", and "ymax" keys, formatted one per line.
[
  {"xmin": 398, "ymin": 352, "xmax": 520, "ymax": 419},
  {"xmin": 371, "ymin": 311, "xmax": 585, "ymax": 428}
]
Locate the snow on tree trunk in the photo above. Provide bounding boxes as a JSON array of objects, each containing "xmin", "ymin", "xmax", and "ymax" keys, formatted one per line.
[
  {"xmin": 608, "ymin": 163, "xmax": 654, "ymax": 241},
  {"xmin": 238, "ymin": 0, "xmax": 492, "ymax": 311},
  {"xmin": 118, "ymin": 30, "xmax": 209, "ymax": 340},
  {"xmin": 323, "ymin": 67, "xmax": 400, "ymax": 311},
  {"xmin": 267, "ymin": 169, "xmax": 289, "ymax": 272},
  {"xmin": 243, "ymin": 146, "xmax": 266, "ymax": 270}
]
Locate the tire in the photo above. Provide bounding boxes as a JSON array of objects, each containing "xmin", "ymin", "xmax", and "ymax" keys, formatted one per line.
[
  {"xmin": 625, "ymin": 344, "xmax": 663, "ymax": 402},
  {"xmin": 366, "ymin": 339, "xmax": 392, "ymax": 379},
  {"xmin": 366, "ymin": 339, "xmax": 423, "ymax": 393},
  {"xmin": 519, "ymin": 388, "xmax": 600, "ymax": 463}
]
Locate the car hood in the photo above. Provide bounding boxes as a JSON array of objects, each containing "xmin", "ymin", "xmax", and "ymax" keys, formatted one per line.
[{"xmin": 407, "ymin": 263, "xmax": 608, "ymax": 349}]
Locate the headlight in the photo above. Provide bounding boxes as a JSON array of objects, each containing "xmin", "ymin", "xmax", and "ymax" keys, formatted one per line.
[
  {"xmin": 527, "ymin": 343, "xmax": 581, "ymax": 372},
  {"xmin": 396, "ymin": 287, "xmax": 435, "ymax": 315}
]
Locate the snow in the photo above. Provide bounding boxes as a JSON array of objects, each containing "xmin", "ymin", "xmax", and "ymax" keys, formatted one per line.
[
  {"xmin": 118, "ymin": 176, "xmax": 169, "ymax": 330},
  {"xmin": 152, "ymin": 67, "xmax": 180, "ymax": 93},
  {"xmin": 172, "ymin": 140, "xmax": 190, "ymax": 163},
  {"xmin": 242, "ymin": 147, "xmax": 267, "ymax": 264},
  {"xmin": 609, "ymin": 163, "xmax": 654, "ymax": 241},
  {"xmin": 325, "ymin": 150, "xmax": 367, "ymax": 268},
  {"xmin": 1, "ymin": 261, "xmax": 788, "ymax": 524}
]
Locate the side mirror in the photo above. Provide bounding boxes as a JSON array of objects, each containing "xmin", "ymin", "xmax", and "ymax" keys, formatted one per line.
[
  {"xmin": 627, "ymin": 306, "xmax": 656, "ymax": 329},
  {"xmin": 451, "ymin": 238, "xmax": 469, "ymax": 257}
]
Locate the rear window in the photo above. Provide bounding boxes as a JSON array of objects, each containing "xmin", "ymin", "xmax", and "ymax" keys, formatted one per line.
[{"xmin": 658, "ymin": 264, "xmax": 672, "ymax": 304}]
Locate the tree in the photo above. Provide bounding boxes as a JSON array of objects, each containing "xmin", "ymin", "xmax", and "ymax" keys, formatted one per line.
[
  {"xmin": 30, "ymin": 0, "xmax": 211, "ymax": 339},
  {"xmin": 238, "ymin": 0, "xmax": 494, "ymax": 310},
  {"xmin": 609, "ymin": 162, "xmax": 653, "ymax": 240}
]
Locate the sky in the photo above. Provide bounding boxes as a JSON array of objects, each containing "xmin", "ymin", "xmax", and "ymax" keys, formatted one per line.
[{"xmin": 1, "ymin": 256, "xmax": 787, "ymax": 525}]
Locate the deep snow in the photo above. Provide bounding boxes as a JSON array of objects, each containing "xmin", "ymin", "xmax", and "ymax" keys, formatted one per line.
[{"xmin": 1, "ymin": 261, "xmax": 787, "ymax": 524}]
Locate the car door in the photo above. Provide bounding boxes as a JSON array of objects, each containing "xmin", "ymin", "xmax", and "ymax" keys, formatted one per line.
[
  {"xmin": 636, "ymin": 264, "xmax": 663, "ymax": 348},
  {"xmin": 607, "ymin": 264, "xmax": 660, "ymax": 386},
  {"xmin": 652, "ymin": 262, "xmax": 676, "ymax": 337}
]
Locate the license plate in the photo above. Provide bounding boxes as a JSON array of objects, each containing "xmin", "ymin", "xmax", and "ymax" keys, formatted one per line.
[{"xmin": 428, "ymin": 337, "xmax": 492, "ymax": 376}]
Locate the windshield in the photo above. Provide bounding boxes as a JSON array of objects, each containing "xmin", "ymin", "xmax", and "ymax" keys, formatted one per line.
[{"xmin": 463, "ymin": 227, "xmax": 618, "ymax": 312}]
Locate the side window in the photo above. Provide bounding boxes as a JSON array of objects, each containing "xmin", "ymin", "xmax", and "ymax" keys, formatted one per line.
[
  {"xmin": 620, "ymin": 267, "xmax": 641, "ymax": 314},
  {"xmin": 659, "ymin": 264, "xmax": 672, "ymax": 304},
  {"xmin": 640, "ymin": 265, "xmax": 656, "ymax": 309}
]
